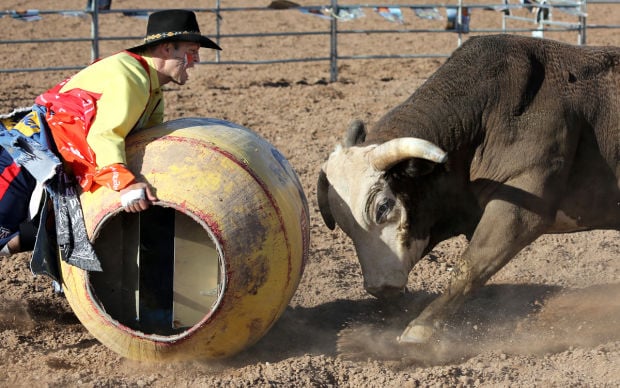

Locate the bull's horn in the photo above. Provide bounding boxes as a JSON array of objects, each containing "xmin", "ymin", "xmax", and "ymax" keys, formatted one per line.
[{"xmin": 369, "ymin": 138, "xmax": 447, "ymax": 171}]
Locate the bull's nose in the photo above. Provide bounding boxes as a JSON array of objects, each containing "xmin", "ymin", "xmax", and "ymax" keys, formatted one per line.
[{"xmin": 366, "ymin": 285, "xmax": 406, "ymax": 299}]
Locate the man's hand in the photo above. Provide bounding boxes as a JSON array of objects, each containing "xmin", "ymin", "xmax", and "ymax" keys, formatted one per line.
[{"xmin": 120, "ymin": 182, "xmax": 158, "ymax": 213}]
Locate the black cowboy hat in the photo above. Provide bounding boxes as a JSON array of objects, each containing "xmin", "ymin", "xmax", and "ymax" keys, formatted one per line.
[{"xmin": 128, "ymin": 9, "xmax": 221, "ymax": 52}]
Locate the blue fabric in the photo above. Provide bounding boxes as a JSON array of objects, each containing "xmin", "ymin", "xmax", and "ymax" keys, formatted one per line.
[
  {"xmin": 0, "ymin": 149, "xmax": 36, "ymax": 248},
  {"xmin": 0, "ymin": 106, "xmax": 61, "ymax": 183},
  {"xmin": 0, "ymin": 105, "xmax": 101, "ymax": 272}
]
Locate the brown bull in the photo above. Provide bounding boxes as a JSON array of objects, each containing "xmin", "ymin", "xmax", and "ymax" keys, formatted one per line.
[{"xmin": 317, "ymin": 34, "xmax": 620, "ymax": 343}]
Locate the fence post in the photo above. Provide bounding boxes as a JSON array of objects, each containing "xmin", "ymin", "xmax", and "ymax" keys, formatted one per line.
[
  {"xmin": 578, "ymin": 0, "xmax": 587, "ymax": 44},
  {"xmin": 90, "ymin": 0, "xmax": 101, "ymax": 62},
  {"xmin": 457, "ymin": 0, "xmax": 463, "ymax": 46},
  {"xmin": 216, "ymin": 0, "xmax": 221, "ymax": 62},
  {"xmin": 329, "ymin": 0, "xmax": 338, "ymax": 82}
]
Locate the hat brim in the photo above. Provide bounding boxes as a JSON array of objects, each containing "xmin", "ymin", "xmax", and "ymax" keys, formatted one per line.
[{"xmin": 127, "ymin": 33, "xmax": 222, "ymax": 52}]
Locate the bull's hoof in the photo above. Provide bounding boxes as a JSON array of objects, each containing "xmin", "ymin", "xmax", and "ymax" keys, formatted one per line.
[{"xmin": 397, "ymin": 322, "xmax": 434, "ymax": 344}]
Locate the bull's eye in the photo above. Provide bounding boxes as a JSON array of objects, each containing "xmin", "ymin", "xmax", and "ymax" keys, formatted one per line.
[{"xmin": 375, "ymin": 198, "xmax": 395, "ymax": 224}]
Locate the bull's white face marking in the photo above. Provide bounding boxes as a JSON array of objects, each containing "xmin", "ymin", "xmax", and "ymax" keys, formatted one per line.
[{"xmin": 323, "ymin": 145, "xmax": 429, "ymax": 294}]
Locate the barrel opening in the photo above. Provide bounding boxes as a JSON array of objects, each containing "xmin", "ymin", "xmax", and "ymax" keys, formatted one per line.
[{"xmin": 89, "ymin": 206, "xmax": 223, "ymax": 336}]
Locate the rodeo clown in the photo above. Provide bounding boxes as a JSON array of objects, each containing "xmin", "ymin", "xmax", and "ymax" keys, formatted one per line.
[{"xmin": 0, "ymin": 9, "xmax": 221, "ymax": 272}]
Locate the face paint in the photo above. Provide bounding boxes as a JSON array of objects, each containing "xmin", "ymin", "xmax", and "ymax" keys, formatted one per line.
[
  {"xmin": 185, "ymin": 52, "xmax": 194, "ymax": 66},
  {"xmin": 173, "ymin": 53, "xmax": 193, "ymax": 68}
]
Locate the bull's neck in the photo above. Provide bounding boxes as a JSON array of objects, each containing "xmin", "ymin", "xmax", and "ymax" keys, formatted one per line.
[{"xmin": 370, "ymin": 93, "xmax": 483, "ymax": 155}]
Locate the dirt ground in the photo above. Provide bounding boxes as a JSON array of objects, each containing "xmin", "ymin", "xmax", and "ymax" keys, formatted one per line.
[{"xmin": 0, "ymin": 0, "xmax": 619, "ymax": 386}]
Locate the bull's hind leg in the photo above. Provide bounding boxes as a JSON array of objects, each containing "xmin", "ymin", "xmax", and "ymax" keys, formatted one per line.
[{"xmin": 398, "ymin": 196, "xmax": 549, "ymax": 344}]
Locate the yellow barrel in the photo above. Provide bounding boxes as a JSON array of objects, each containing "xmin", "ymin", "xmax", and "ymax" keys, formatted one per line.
[{"xmin": 59, "ymin": 118, "xmax": 309, "ymax": 362}]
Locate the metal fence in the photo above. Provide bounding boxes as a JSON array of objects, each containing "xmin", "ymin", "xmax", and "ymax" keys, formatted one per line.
[{"xmin": 1, "ymin": 0, "xmax": 618, "ymax": 81}]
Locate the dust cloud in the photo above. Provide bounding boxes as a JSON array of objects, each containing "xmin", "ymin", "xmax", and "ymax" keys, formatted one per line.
[{"xmin": 337, "ymin": 283, "xmax": 620, "ymax": 365}]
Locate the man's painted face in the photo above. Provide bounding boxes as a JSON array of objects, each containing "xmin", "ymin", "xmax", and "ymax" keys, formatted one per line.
[{"xmin": 168, "ymin": 42, "xmax": 200, "ymax": 85}]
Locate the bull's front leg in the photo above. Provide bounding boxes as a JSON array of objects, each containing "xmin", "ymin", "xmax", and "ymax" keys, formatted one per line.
[{"xmin": 398, "ymin": 197, "xmax": 549, "ymax": 344}]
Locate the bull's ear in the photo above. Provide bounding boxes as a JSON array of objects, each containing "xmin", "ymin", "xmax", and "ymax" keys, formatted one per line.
[
  {"xmin": 317, "ymin": 170, "xmax": 336, "ymax": 230},
  {"xmin": 344, "ymin": 119, "xmax": 366, "ymax": 147}
]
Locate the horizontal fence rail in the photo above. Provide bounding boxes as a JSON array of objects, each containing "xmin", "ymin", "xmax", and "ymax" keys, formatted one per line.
[{"xmin": 0, "ymin": 0, "xmax": 618, "ymax": 81}]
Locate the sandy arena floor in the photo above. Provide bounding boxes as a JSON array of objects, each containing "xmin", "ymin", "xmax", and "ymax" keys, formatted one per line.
[{"xmin": 0, "ymin": 0, "xmax": 619, "ymax": 386}]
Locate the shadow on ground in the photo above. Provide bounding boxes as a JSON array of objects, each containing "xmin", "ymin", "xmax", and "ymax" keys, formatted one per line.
[
  {"xmin": 7, "ymin": 280, "xmax": 617, "ymax": 368},
  {"xmin": 222, "ymin": 282, "xmax": 620, "ymax": 367}
]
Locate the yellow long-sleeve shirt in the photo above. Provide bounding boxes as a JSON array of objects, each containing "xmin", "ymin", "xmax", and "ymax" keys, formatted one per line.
[
  {"xmin": 61, "ymin": 52, "xmax": 163, "ymax": 168},
  {"xmin": 35, "ymin": 51, "xmax": 163, "ymax": 192}
]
